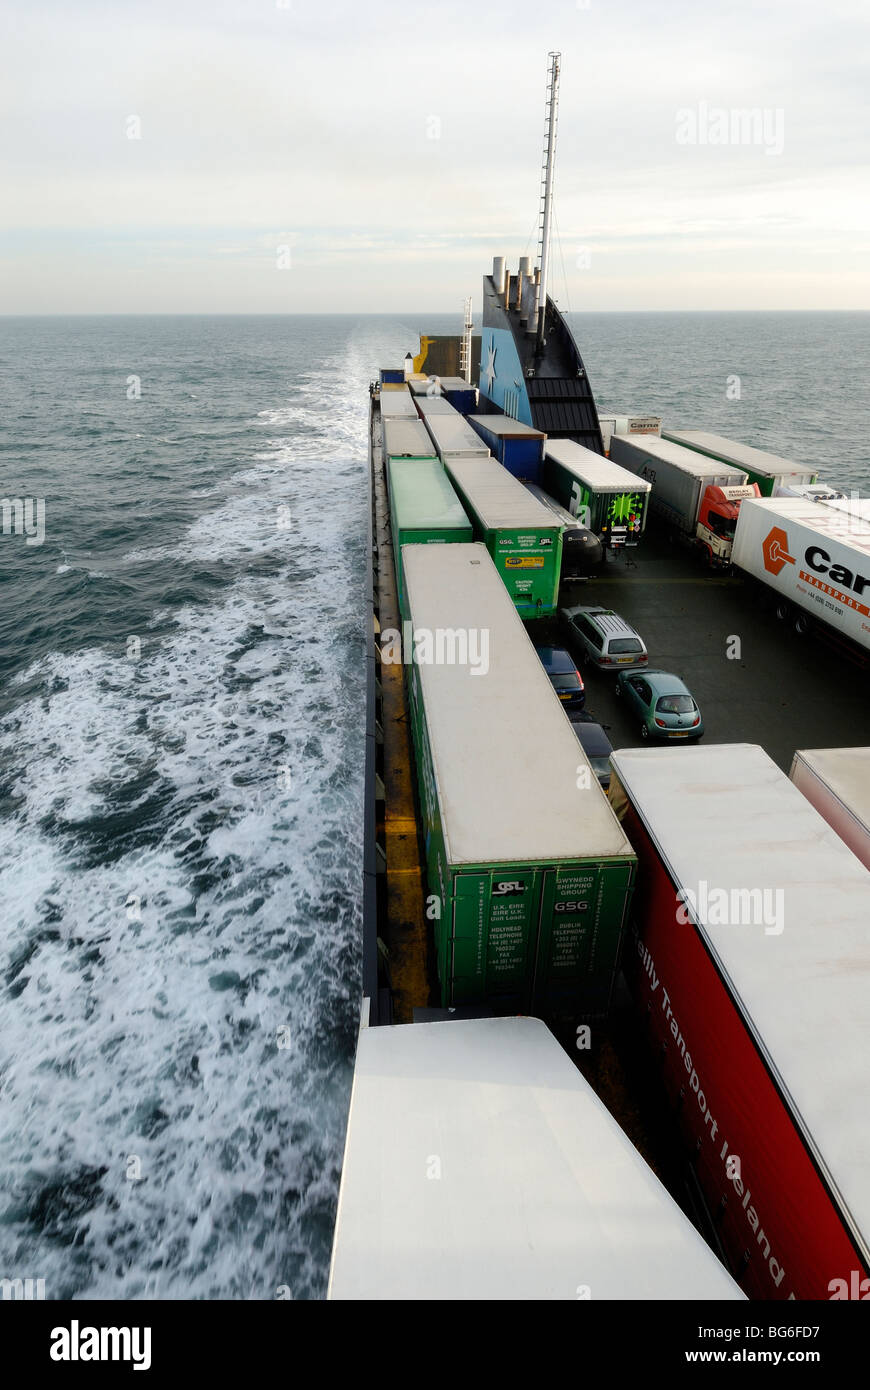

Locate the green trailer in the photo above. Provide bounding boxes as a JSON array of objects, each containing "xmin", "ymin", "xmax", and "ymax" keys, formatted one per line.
[
  {"xmin": 543, "ymin": 439, "xmax": 651, "ymax": 549},
  {"xmin": 661, "ymin": 429, "xmax": 817, "ymax": 498},
  {"xmin": 386, "ymin": 457, "xmax": 473, "ymax": 616},
  {"xmin": 402, "ymin": 542, "xmax": 637, "ymax": 1019},
  {"xmin": 442, "ymin": 457, "xmax": 563, "ymax": 618}
]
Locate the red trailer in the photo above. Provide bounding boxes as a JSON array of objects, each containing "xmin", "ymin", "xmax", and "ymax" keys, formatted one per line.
[{"xmin": 610, "ymin": 743, "xmax": 870, "ymax": 1301}]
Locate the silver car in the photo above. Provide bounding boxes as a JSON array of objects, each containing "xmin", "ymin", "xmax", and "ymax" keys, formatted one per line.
[{"xmin": 560, "ymin": 604, "xmax": 649, "ymax": 673}]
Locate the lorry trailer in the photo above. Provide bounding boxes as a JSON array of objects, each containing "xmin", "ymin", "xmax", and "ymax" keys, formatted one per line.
[
  {"xmin": 386, "ymin": 457, "xmax": 473, "ymax": 617},
  {"xmin": 328, "ymin": 1016, "xmax": 743, "ymax": 1301},
  {"xmin": 609, "ymin": 742, "xmax": 870, "ymax": 1301},
  {"xmin": 378, "ymin": 384, "xmax": 418, "ymax": 418},
  {"xmin": 383, "ymin": 417, "xmax": 438, "ymax": 463},
  {"xmin": 542, "ymin": 438, "xmax": 651, "ymax": 549},
  {"xmin": 420, "ymin": 410, "xmax": 492, "ymax": 463},
  {"xmin": 416, "ymin": 394, "xmax": 462, "ymax": 418},
  {"xmin": 467, "ymin": 413, "xmax": 547, "ymax": 481},
  {"xmin": 402, "ymin": 543, "xmax": 636, "ymax": 1016},
  {"xmin": 662, "ymin": 429, "xmax": 817, "ymax": 497},
  {"xmin": 522, "ymin": 482, "xmax": 604, "ymax": 579},
  {"xmin": 598, "ymin": 414, "xmax": 662, "ymax": 455},
  {"xmin": 731, "ymin": 495, "xmax": 870, "ymax": 659},
  {"xmin": 442, "ymin": 458, "xmax": 563, "ymax": 617},
  {"xmin": 610, "ymin": 432, "xmax": 758, "ymax": 566},
  {"xmin": 789, "ymin": 747, "xmax": 870, "ymax": 872}
]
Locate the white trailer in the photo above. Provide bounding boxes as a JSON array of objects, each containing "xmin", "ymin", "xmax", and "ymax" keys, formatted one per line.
[
  {"xmin": 731, "ymin": 495, "xmax": 870, "ymax": 656},
  {"xmin": 328, "ymin": 1016, "xmax": 744, "ymax": 1301},
  {"xmin": 421, "ymin": 411, "xmax": 492, "ymax": 462},
  {"xmin": 609, "ymin": 741, "xmax": 870, "ymax": 1300},
  {"xmin": 789, "ymin": 747, "xmax": 870, "ymax": 871},
  {"xmin": 662, "ymin": 429, "xmax": 816, "ymax": 497},
  {"xmin": 609, "ymin": 433, "xmax": 754, "ymax": 564}
]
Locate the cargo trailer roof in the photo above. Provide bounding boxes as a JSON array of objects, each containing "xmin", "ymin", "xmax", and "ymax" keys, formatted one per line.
[
  {"xmin": 387, "ymin": 458, "xmax": 471, "ymax": 531},
  {"xmin": 546, "ymin": 438, "xmax": 652, "ymax": 492},
  {"xmin": 416, "ymin": 396, "xmax": 461, "ymax": 417},
  {"xmin": 403, "ymin": 544, "xmax": 632, "ymax": 863},
  {"xmin": 792, "ymin": 747, "xmax": 870, "ymax": 830},
  {"xmin": 423, "ymin": 413, "xmax": 494, "ymax": 460},
  {"xmin": 383, "ymin": 418, "xmax": 438, "ymax": 460},
  {"xmin": 663, "ymin": 429, "xmax": 813, "ymax": 481},
  {"xmin": 446, "ymin": 457, "xmax": 562, "ymax": 529},
  {"xmin": 327, "ymin": 1017, "xmax": 743, "ymax": 1301},
  {"xmin": 523, "ymin": 482, "xmax": 578, "ymax": 528},
  {"xmin": 437, "ymin": 376, "xmax": 476, "ymax": 391},
  {"xmin": 611, "ymin": 433, "xmax": 748, "ymax": 482},
  {"xmin": 610, "ymin": 742, "xmax": 870, "ymax": 1255},
  {"xmin": 735, "ymin": 496, "xmax": 870, "ymax": 559},
  {"xmin": 468, "ymin": 414, "xmax": 546, "ymax": 441},
  {"xmin": 379, "ymin": 386, "xmax": 417, "ymax": 417}
]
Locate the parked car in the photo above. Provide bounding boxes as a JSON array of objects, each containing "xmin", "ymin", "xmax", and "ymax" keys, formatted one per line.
[
  {"xmin": 614, "ymin": 669, "xmax": 704, "ymax": 742},
  {"xmin": 535, "ymin": 646, "xmax": 585, "ymax": 711},
  {"xmin": 560, "ymin": 604, "xmax": 649, "ymax": 672},
  {"xmin": 570, "ymin": 719, "xmax": 614, "ymax": 789}
]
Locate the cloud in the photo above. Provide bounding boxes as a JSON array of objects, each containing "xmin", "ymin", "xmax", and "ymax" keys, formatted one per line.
[{"xmin": 1, "ymin": 0, "xmax": 868, "ymax": 309}]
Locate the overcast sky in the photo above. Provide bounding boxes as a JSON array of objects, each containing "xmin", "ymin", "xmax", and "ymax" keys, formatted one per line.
[{"xmin": 2, "ymin": 0, "xmax": 869, "ymax": 313}]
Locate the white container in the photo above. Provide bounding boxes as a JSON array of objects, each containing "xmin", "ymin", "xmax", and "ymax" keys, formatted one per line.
[
  {"xmin": 379, "ymin": 386, "xmax": 417, "ymax": 418},
  {"xmin": 610, "ymin": 433, "xmax": 746, "ymax": 534},
  {"xmin": 789, "ymin": 747, "xmax": 870, "ymax": 871},
  {"xmin": 731, "ymin": 496, "xmax": 870, "ymax": 655},
  {"xmin": 328, "ymin": 1016, "xmax": 744, "ymax": 1301},
  {"xmin": 598, "ymin": 414, "xmax": 661, "ymax": 453},
  {"xmin": 423, "ymin": 412, "xmax": 493, "ymax": 462},
  {"xmin": 662, "ymin": 429, "xmax": 816, "ymax": 492}
]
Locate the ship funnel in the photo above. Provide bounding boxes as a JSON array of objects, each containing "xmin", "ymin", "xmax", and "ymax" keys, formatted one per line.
[
  {"xmin": 492, "ymin": 256, "xmax": 506, "ymax": 293},
  {"xmin": 515, "ymin": 270, "xmax": 524, "ymax": 311},
  {"xmin": 403, "ymin": 352, "xmax": 413, "ymax": 380},
  {"xmin": 503, "ymin": 270, "xmax": 511, "ymax": 310},
  {"xmin": 518, "ymin": 256, "xmax": 532, "ymax": 277}
]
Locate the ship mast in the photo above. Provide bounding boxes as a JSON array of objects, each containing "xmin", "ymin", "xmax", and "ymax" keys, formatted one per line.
[
  {"xmin": 460, "ymin": 296, "xmax": 473, "ymax": 383},
  {"xmin": 534, "ymin": 50, "xmax": 561, "ymax": 352}
]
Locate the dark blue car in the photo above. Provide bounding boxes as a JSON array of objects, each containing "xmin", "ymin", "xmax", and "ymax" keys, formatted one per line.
[{"xmin": 535, "ymin": 646, "xmax": 586, "ymax": 711}]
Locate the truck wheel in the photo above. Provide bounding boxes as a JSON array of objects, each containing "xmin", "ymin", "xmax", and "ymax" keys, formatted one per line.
[
  {"xmin": 794, "ymin": 613, "xmax": 809, "ymax": 637},
  {"xmin": 614, "ymin": 680, "xmax": 622, "ymax": 697},
  {"xmin": 703, "ymin": 543, "xmax": 714, "ymax": 568},
  {"xmin": 640, "ymin": 723, "xmax": 649, "ymax": 740},
  {"xmin": 774, "ymin": 600, "xmax": 790, "ymax": 622}
]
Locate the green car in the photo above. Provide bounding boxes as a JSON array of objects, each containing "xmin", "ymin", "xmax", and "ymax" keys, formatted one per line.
[{"xmin": 614, "ymin": 669, "xmax": 704, "ymax": 742}]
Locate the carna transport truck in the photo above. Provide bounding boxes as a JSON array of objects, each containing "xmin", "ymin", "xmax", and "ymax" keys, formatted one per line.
[
  {"xmin": 610, "ymin": 432, "xmax": 759, "ymax": 566},
  {"xmin": 402, "ymin": 542, "xmax": 636, "ymax": 1018},
  {"xmin": 609, "ymin": 742, "xmax": 870, "ymax": 1300},
  {"xmin": 730, "ymin": 495, "xmax": 870, "ymax": 662},
  {"xmin": 541, "ymin": 438, "xmax": 651, "ymax": 550}
]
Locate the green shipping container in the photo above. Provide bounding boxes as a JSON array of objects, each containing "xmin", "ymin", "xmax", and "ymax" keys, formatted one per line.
[
  {"xmin": 402, "ymin": 543, "xmax": 637, "ymax": 1019},
  {"xmin": 443, "ymin": 457, "xmax": 563, "ymax": 618},
  {"xmin": 386, "ymin": 458, "xmax": 473, "ymax": 616}
]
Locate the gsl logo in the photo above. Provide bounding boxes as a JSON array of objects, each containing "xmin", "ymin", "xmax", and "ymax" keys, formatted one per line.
[{"xmin": 492, "ymin": 881, "xmax": 526, "ymax": 897}]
